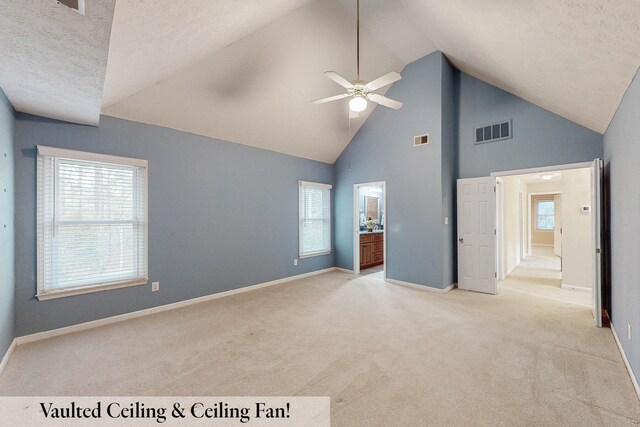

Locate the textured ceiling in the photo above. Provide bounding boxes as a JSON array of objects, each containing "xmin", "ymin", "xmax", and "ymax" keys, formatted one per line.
[
  {"xmin": 103, "ymin": 0, "xmax": 405, "ymax": 163},
  {"xmin": 2, "ymin": 0, "xmax": 639, "ymax": 161},
  {"xmin": 102, "ymin": 0, "xmax": 315, "ymax": 108},
  {"xmin": 398, "ymin": 0, "xmax": 640, "ymax": 134},
  {"xmin": 0, "ymin": 0, "xmax": 115, "ymax": 125}
]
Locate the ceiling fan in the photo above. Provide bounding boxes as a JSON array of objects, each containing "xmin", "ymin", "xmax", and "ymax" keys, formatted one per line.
[{"xmin": 312, "ymin": 0, "xmax": 403, "ymax": 116}]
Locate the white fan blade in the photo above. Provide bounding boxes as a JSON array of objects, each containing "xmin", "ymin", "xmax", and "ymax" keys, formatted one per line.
[
  {"xmin": 324, "ymin": 71, "xmax": 354, "ymax": 89},
  {"xmin": 368, "ymin": 93, "xmax": 403, "ymax": 109},
  {"xmin": 364, "ymin": 71, "xmax": 401, "ymax": 91},
  {"xmin": 312, "ymin": 93, "xmax": 349, "ymax": 104}
]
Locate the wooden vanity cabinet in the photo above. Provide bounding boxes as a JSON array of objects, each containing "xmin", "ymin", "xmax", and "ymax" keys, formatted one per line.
[{"xmin": 360, "ymin": 233, "xmax": 383, "ymax": 269}]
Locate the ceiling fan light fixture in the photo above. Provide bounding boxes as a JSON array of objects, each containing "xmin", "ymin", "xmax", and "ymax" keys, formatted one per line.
[{"xmin": 349, "ymin": 95, "xmax": 367, "ymax": 112}]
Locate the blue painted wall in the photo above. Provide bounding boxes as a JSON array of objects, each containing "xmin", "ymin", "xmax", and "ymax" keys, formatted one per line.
[
  {"xmin": 441, "ymin": 57, "xmax": 458, "ymax": 287},
  {"xmin": 603, "ymin": 67, "xmax": 640, "ymax": 383},
  {"xmin": 0, "ymin": 87, "xmax": 15, "ymax": 356},
  {"xmin": 14, "ymin": 114, "xmax": 334, "ymax": 336},
  {"xmin": 458, "ymin": 73, "xmax": 603, "ymax": 179},
  {"xmin": 334, "ymin": 51, "xmax": 450, "ymax": 288}
]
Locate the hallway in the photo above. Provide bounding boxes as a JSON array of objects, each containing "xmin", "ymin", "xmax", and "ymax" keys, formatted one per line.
[{"xmin": 499, "ymin": 246, "xmax": 591, "ymax": 308}]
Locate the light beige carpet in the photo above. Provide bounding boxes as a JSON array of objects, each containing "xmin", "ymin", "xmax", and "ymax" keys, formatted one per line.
[
  {"xmin": 500, "ymin": 245, "xmax": 591, "ymax": 307},
  {"xmin": 1, "ymin": 271, "xmax": 638, "ymax": 426}
]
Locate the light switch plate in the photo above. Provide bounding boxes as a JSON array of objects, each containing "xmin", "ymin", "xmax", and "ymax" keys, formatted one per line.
[{"xmin": 152, "ymin": 282, "xmax": 159, "ymax": 292}]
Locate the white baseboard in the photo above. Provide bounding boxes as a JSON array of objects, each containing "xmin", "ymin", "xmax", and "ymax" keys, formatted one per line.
[
  {"xmin": 15, "ymin": 267, "xmax": 337, "ymax": 346},
  {"xmin": 443, "ymin": 283, "xmax": 457, "ymax": 294},
  {"xmin": 385, "ymin": 278, "xmax": 456, "ymax": 294},
  {"xmin": 611, "ymin": 324, "xmax": 640, "ymax": 402},
  {"xmin": 0, "ymin": 339, "xmax": 16, "ymax": 377},
  {"xmin": 335, "ymin": 268, "xmax": 354, "ymax": 274},
  {"xmin": 560, "ymin": 284, "xmax": 591, "ymax": 293}
]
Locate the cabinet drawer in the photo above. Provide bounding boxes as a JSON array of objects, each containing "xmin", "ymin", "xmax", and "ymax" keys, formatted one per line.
[
  {"xmin": 373, "ymin": 252, "xmax": 383, "ymax": 262},
  {"xmin": 373, "ymin": 233, "xmax": 384, "ymax": 242},
  {"xmin": 373, "ymin": 242, "xmax": 382, "ymax": 252},
  {"xmin": 360, "ymin": 235, "xmax": 373, "ymax": 243}
]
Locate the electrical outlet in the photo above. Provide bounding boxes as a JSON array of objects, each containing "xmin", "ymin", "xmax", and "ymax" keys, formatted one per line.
[
  {"xmin": 629, "ymin": 323, "xmax": 632, "ymax": 342},
  {"xmin": 293, "ymin": 259, "xmax": 298, "ymax": 266},
  {"xmin": 152, "ymin": 281, "xmax": 159, "ymax": 292},
  {"xmin": 444, "ymin": 217, "xmax": 449, "ymax": 225}
]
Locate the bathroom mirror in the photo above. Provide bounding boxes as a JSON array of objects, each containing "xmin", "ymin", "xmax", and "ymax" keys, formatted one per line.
[{"xmin": 365, "ymin": 196, "xmax": 379, "ymax": 222}]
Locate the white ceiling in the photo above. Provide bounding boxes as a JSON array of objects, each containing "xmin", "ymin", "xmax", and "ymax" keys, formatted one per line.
[
  {"xmin": 399, "ymin": 0, "xmax": 640, "ymax": 134},
  {"xmin": 0, "ymin": 0, "xmax": 115, "ymax": 125},
  {"xmin": 518, "ymin": 171, "xmax": 562, "ymax": 184},
  {"xmin": 103, "ymin": 0, "xmax": 405, "ymax": 163},
  {"xmin": 2, "ymin": 0, "xmax": 640, "ymax": 162},
  {"xmin": 102, "ymin": 0, "xmax": 317, "ymax": 108}
]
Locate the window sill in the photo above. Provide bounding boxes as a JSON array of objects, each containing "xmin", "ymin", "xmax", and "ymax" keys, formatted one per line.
[
  {"xmin": 299, "ymin": 250, "xmax": 332, "ymax": 259},
  {"xmin": 36, "ymin": 278, "xmax": 149, "ymax": 301}
]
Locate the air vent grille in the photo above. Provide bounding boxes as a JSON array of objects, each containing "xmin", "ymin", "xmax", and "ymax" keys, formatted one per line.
[
  {"xmin": 57, "ymin": 0, "xmax": 85, "ymax": 15},
  {"xmin": 414, "ymin": 134, "xmax": 429, "ymax": 146},
  {"xmin": 475, "ymin": 120, "xmax": 512, "ymax": 144}
]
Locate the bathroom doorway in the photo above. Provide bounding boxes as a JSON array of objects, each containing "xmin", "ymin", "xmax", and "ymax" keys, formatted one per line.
[{"xmin": 353, "ymin": 182, "xmax": 386, "ymax": 279}]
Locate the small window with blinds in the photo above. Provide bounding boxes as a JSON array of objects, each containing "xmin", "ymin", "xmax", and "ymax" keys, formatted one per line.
[
  {"xmin": 36, "ymin": 146, "xmax": 148, "ymax": 300},
  {"xmin": 298, "ymin": 181, "xmax": 332, "ymax": 258}
]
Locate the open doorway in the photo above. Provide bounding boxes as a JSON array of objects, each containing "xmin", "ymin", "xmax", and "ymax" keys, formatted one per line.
[
  {"xmin": 495, "ymin": 167, "xmax": 594, "ymax": 309},
  {"xmin": 353, "ymin": 182, "xmax": 386, "ymax": 279}
]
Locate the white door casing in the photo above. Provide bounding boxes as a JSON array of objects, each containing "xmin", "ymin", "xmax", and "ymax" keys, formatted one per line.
[
  {"xmin": 457, "ymin": 177, "xmax": 497, "ymax": 294},
  {"xmin": 591, "ymin": 159, "xmax": 603, "ymax": 327},
  {"xmin": 554, "ymin": 194, "xmax": 562, "ymax": 257}
]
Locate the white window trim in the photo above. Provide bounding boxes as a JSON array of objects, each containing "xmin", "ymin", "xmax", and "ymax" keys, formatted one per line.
[
  {"xmin": 36, "ymin": 145, "xmax": 149, "ymax": 301},
  {"xmin": 298, "ymin": 180, "xmax": 332, "ymax": 259}
]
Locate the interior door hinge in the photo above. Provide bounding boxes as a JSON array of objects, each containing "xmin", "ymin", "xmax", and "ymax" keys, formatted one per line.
[
  {"xmin": 495, "ymin": 272, "xmax": 497, "ymax": 278},
  {"xmin": 494, "ymin": 229, "xmax": 496, "ymax": 235}
]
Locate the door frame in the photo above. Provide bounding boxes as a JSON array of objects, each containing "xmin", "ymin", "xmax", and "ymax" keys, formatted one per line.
[
  {"xmin": 490, "ymin": 160, "xmax": 603, "ymax": 326},
  {"xmin": 495, "ymin": 178, "xmax": 504, "ymax": 280},
  {"xmin": 353, "ymin": 181, "xmax": 387, "ymax": 278}
]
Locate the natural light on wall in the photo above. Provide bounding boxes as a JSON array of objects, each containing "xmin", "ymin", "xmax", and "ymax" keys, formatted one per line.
[
  {"xmin": 298, "ymin": 181, "xmax": 332, "ymax": 258},
  {"xmin": 36, "ymin": 146, "xmax": 148, "ymax": 300}
]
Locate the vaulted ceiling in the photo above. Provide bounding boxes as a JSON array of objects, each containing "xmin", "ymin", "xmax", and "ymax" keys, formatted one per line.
[{"xmin": 1, "ymin": 0, "xmax": 639, "ymax": 163}]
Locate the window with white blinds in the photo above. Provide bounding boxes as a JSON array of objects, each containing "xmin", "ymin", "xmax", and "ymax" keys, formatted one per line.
[
  {"xmin": 298, "ymin": 181, "xmax": 332, "ymax": 258},
  {"xmin": 36, "ymin": 146, "xmax": 148, "ymax": 300}
]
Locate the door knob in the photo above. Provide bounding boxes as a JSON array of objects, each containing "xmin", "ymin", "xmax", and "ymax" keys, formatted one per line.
[{"xmin": 458, "ymin": 238, "xmax": 464, "ymax": 243}]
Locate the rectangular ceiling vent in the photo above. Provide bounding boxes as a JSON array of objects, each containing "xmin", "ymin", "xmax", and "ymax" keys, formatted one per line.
[
  {"xmin": 475, "ymin": 120, "xmax": 512, "ymax": 144},
  {"xmin": 414, "ymin": 134, "xmax": 429, "ymax": 147},
  {"xmin": 57, "ymin": 0, "xmax": 85, "ymax": 15}
]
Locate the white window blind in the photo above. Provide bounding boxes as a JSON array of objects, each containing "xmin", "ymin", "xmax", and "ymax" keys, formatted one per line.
[
  {"xmin": 299, "ymin": 181, "xmax": 332, "ymax": 258},
  {"xmin": 37, "ymin": 146, "xmax": 148, "ymax": 299}
]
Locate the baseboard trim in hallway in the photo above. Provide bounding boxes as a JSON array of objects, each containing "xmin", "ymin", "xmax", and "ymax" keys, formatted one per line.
[
  {"xmin": 0, "ymin": 339, "xmax": 16, "ymax": 379},
  {"xmin": 611, "ymin": 324, "xmax": 640, "ymax": 402},
  {"xmin": 14, "ymin": 267, "xmax": 340, "ymax": 347}
]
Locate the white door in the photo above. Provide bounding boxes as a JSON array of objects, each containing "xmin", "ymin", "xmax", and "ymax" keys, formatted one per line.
[
  {"xmin": 553, "ymin": 194, "xmax": 562, "ymax": 257},
  {"xmin": 591, "ymin": 159, "xmax": 603, "ymax": 327},
  {"xmin": 457, "ymin": 177, "xmax": 497, "ymax": 294}
]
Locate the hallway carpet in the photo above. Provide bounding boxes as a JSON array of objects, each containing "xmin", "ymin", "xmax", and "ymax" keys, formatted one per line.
[
  {"xmin": 500, "ymin": 245, "xmax": 591, "ymax": 307},
  {"xmin": 1, "ymin": 271, "xmax": 638, "ymax": 425}
]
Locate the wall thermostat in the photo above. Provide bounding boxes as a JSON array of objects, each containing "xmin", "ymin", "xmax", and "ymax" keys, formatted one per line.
[{"xmin": 581, "ymin": 205, "xmax": 591, "ymax": 213}]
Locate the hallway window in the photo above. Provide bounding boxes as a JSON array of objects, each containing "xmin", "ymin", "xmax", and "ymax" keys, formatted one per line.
[
  {"xmin": 536, "ymin": 200, "xmax": 555, "ymax": 230},
  {"xmin": 298, "ymin": 181, "xmax": 332, "ymax": 258},
  {"xmin": 36, "ymin": 146, "xmax": 148, "ymax": 300}
]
